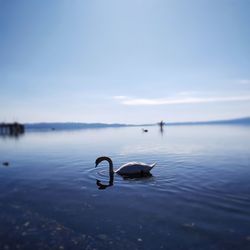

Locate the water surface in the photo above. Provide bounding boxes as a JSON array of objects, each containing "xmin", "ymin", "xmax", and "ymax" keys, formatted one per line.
[{"xmin": 0, "ymin": 125, "xmax": 250, "ymax": 249}]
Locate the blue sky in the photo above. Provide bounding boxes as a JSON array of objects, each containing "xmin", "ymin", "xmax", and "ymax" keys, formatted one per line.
[{"xmin": 1, "ymin": 0, "xmax": 250, "ymax": 123}]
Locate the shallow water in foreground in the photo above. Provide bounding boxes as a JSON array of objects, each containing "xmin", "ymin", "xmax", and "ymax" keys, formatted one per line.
[{"xmin": 0, "ymin": 125, "xmax": 250, "ymax": 250}]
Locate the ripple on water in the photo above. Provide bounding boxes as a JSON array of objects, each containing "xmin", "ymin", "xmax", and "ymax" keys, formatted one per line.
[{"xmin": 1, "ymin": 126, "xmax": 250, "ymax": 250}]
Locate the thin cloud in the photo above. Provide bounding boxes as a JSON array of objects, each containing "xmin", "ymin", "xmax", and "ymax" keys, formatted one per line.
[
  {"xmin": 113, "ymin": 95, "xmax": 129, "ymax": 100},
  {"xmin": 177, "ymin": 91, "xmax": 201, "ymax": 96},
  {"xmin": 238, "ymin": 79, "xmax": 250, "ymax": 85},
  {"xmin": 115, "ymin": 95, "xmax": 250, "ymax": 106}
]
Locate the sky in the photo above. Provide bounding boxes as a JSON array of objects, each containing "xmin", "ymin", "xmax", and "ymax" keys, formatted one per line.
[{"xmin": 0, "ymin": 0, "xmax": 250, "ymax": 124}]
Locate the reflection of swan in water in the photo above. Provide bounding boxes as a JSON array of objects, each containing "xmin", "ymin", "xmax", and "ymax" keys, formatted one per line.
[
  {"xmin": 96, "ymin": 170, "xmax": 153, "ymax": 190},
  {"xmin": 96, "ymin": 172, "xmax": 114, "ymax": 190},
  {"xmin": 95, "ymin": 156, "xmax": 156, "ymax": 177}
]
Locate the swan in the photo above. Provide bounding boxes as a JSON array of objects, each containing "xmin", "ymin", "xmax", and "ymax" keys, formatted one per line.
[{"xmin": 95, "ymin": 156, "xmax": 156, "ymax": 176}]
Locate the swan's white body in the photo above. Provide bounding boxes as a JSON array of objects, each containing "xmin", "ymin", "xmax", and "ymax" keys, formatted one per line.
[
  {"xmin": 95, "ymin": 156, "xmax": 156, "ymax": 176},
  {"xmin": 115, "ymin": 162, "xmax": 156, "ymax": 175}
]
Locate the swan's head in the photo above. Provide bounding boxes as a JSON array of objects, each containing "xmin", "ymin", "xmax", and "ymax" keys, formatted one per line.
[
  {"xmin": 95, "ymin": 156, "xmax": 107, "ymax": 167},
  {"xmin": 95, "ymin": 158, "xmax": 101, "ymax": 167}
]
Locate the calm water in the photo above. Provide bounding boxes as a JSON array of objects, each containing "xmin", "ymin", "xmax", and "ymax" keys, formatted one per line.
[{"xmin": 0, "ymin": 125, "xmax": 250, "ymax": 250}]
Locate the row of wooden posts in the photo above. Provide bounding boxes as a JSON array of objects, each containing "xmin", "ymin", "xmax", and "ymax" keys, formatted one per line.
[{"xmin": 0, "ymin": 122, "xmax": 25, "ymax": 135}]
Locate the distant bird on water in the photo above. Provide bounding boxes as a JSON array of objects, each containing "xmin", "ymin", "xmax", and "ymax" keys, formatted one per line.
[
  {"xmin": 142, "ymin": 129, "xmax": 148, "ymax": 133},
  {"xmin": 95, "ymin": 156, "xmax": 156, "ymax": 177}
]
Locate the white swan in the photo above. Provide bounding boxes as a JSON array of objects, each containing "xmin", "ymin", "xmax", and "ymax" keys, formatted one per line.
[{"xmin": 95, "ymin": 156, "xmax": 156, "ymax": 176}]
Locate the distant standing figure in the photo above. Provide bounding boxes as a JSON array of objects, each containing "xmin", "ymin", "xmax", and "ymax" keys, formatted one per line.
[{"xmin": 159, "ymin": 120, "xmax": 165, "ymax": 135}]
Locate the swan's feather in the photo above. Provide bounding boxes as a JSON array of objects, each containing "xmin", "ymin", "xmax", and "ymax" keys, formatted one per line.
[{"xmin": 115, "ymin": 162, "xmax": 156, "ymax": 175}]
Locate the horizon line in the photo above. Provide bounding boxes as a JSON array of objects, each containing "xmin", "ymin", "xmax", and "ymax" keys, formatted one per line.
[{"xmin": 20, "ymin": 116, "xmax": 250, "ymax": 126}]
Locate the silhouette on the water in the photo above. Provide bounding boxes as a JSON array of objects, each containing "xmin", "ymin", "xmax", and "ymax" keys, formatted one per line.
[
  {"xmin": 95, "ymin": 156, "xmax": 156, "ymax": 176},
  {"xmin": 158, "ymin": 120, "xmax": 165, "ymax": 136},
  {"xmin": 2, "ymin": 162, "xmax": 9, "ymax": 166},
  {"xmin": 142, "ymin": 128, "xmax": 148, "ymax": 133}
]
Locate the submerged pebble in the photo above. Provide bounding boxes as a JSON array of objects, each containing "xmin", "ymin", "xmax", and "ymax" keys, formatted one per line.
[
  {"xmin": 183, "ymin": 222, "xmax": 195, "ymax": 228},
  {"xmin": 98, "ymin": 234, "xmax": 107, "ymax": 240},
  {"xmin": 24, "ymin": 221, "xmax": 30, "ymax": 227},
  {"xmin": 3, "ymin": 245, "xmax": 9, "ymax": 250},
  {"xmin": 56, "ymin": 226, "xmax": 63, "ymax": 231},
  {"xmin": 71, "ymin": 239, "xmax": 79, "ymax": 245}
]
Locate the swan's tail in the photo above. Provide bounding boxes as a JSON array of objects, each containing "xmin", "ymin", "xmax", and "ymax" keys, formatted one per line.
[{"xmin": 150, "ymin": 163, "xmax": 157, "ymax": 170}]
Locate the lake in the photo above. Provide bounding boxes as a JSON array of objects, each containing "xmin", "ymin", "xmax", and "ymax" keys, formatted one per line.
[{"xmin": 0, "ymin": 125, "xmax": 250, "ymax": 250}]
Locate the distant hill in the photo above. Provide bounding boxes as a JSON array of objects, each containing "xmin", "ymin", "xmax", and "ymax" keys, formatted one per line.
[
  {"xmin": 24, "ymin": 117, "xmax": 250, "ymax": 130},
  {"xmin": 25, "ymin": 122, "xmax": 130, "ymax": 130},
  {"xmin": 167, "ymin": 117, "xmax": 250, "ymax": 126}
]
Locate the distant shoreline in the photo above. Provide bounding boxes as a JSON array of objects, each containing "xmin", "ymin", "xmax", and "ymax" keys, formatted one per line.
[{"xmin": 24, "ymin": 117, "xmax": 250, "ymax": 130}]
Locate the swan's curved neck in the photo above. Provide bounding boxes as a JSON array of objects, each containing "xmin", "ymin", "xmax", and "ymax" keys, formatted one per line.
[{"xmin": 101, "ymin": 156, "xmax": 114, "ymax": 174}]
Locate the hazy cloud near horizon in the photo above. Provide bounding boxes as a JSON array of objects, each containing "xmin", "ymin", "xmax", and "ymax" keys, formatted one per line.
[
  {"xmin": 113, "ymin": 94, "xmax": 250, "ymax": 106},
  {"xmin": 0, "ymin": 0, "xmax": 250, "ymax": 123}
]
